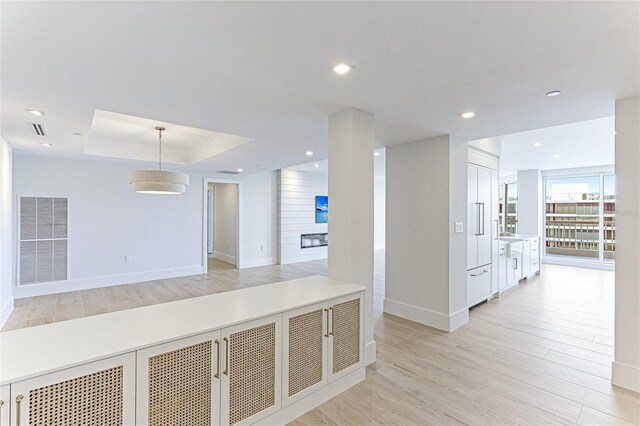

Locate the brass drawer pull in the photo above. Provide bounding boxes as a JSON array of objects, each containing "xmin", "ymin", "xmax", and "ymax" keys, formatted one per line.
[
  {"xmin": 329, "ymin": 307, "xmax": 334, "ymax": 336},
  {"xmin": 223, "ymin": 337, "xmax": 229, "ymax": 376},
  {"xmin": 324, "ymin": 309, "xmax": 329, "ymax": 338},
  {"xmin": 214, "ymin": 339, "xmax": 220, "ymax": 379},
  {"xmin": 16, "ymin": 394, "xmax": 24, "ymax": 426}
]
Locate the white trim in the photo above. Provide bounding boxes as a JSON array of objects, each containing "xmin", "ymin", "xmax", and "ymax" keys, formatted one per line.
[
  {"xmin": 542, "ymin": 256, "xmax": 615, "ymax": 271},
  {"xmin": 612, "ymin": 361, "xmax": 640, "ymax": 393},
  {"xmin": 383, "ymin": 298, "xmax": 469, "ymax": 332},
  {"xmin": 541, "ymin": 164, "xmax": 615, "ymax": 177},
  {"xmin": 241, "ymin": 257, "xmax": 277, "ymax": 269},
  {"xmin": 364, "ymin": 340, "xmax": 377, "ymax": 365},
  {"xmin": 212, "ymin": 251, "xmax": 237, "ymax": 266},
  {"xmin": 13, "ymin": 265, "xmax": 204, "ymax": 299},
  {"xmin": 255, "ymin": 367, "xmax": 365, "ymax": 426},
  {"xmin": 0, "ymin": 297, "xmax": 14, "ymax": 328},
  {"xmin": 202, "ymin": 177, "xmax": 243, "ymax": 272}
]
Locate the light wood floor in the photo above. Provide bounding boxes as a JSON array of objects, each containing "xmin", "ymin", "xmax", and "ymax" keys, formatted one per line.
[{"xmin": 3, "ymin": 253, "xmax": 639, "ymax": 425}]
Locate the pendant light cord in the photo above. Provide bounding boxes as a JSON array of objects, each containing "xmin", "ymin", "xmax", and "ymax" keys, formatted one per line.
[{"xmin": 158, "ymin": 128, "xmax": 163, "ymax": 171}]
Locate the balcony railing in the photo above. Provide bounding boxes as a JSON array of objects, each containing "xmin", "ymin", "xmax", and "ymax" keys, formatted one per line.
[{"xmin": 545, "ymin": 220, "xmax": 615, "ymax": 259}]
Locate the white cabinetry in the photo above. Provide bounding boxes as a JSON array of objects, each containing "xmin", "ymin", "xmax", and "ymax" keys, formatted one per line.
[
  {"xmin": 468, "ymin": 159, "xmax": 499, "ymax": 307},
  {"xmin": 498, "ymin": 243, "xmax": 508, "ymax": 291},
  {"xmin": 327, "ymin": 293, "xmax": 364, "ymax": 382},
  {"xmin": 136, "ymin": 331, "xmax": 221, "ymax": 426},
  {"xmin": 221, "ymin": 314, "xmax": 282, "ymax": 426},
  {"xmin": 0, "ymin": 385, "xmax": 9, "ymax": 426},
  {"xmin": 9, "ymin": 353, "xmax": 136, "ymax": 426}
]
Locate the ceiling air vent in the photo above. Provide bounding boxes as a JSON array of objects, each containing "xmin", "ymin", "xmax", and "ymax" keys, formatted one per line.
[
  {"xmin": 217, "ymin": 170, "xmax": 242, "ymax": 175},
  {"xmin": 29, "ymin": 123, "xmax": 47, "ymax": 136}
]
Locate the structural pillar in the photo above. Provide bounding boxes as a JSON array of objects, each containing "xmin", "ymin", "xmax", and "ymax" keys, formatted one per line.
[
  {"xmin": 517, "ymin": 169, "xmax": 543, "ymax": 237},
  {"xmin": 612, "ymin": 96, "xmax": 640, "ymax": 392},
  {"xmin": 328, "ymin": 108, "xmax": 376, "ymax": 365}
]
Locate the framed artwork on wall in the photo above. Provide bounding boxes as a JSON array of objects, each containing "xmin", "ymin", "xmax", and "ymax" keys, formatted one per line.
[{"xmin": 315, "ymin": 195, "xmax": 328, "ymax": 223}]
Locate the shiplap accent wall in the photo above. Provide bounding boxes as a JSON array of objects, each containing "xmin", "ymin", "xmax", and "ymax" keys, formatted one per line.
[{"xmin": 278, "ymin": 169, "xmax": 328, "ymax": 264}]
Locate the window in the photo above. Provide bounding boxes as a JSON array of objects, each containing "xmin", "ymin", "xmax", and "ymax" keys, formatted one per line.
[
  {"xmin": 544, "ymin": 174, "xmax": 615, "ymax": 263},
  {"xmin": 499, "ymin": 182, "xmax": 518, "ymax": 234},
  {"xmin": 19, "ymin": 197, "xmax": 68, "ymax": 284}
]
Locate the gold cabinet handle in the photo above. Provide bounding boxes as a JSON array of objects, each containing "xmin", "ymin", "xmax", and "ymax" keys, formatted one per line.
[
  {"xmin": 0, "ymin": 399, "xmax": 4, "ymax": 425},
  {"xmin": 324, "ymin": 309, "xmax": 329, "ymax": 337},
  {"xmin": 16, "ymin": 394, "xmax": 24, "ymax": 426},
  {"xmin": 223, "ymin": 337, "xmax": 229, "ymax": 376},
  {"xmin": 329, "ymin": 307, "xmax": 334, "ymax": 336},
  {"xmin": 214, "ymin": 339, "xmax": 220, "ymax": 379}
]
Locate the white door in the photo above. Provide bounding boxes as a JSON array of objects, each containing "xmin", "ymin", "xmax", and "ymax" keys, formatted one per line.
[
  {"xmin": 0, "ymin": 385, "xmax": 9, "ymax": 426},
  {"xmin": 10, "ymin": 353, "xmax": 135, "ymax": 426},
  {"xmin": 282, "ymin": 301, "xmax": 329, "ymax": 407},
  {"xmin": 498, "ymin": 249, "xmax": 508, "ymax": 290},
  {"xmin": 467, "ymin": 164, "xmax": 479, "ymax": 269},
  {"xmin": 328, "ymin": 293, "xmax": 364, "ymax": 383},
  {"xmin": 137, "ymin": 331, "xmax": 221, "ymax": 426},
  {"xmin": 490, "ymin": 169, "xmax": 500, "ymax": 293},
  {"xmin": 522, "ymin": 240, "xmax": 532, "ymax": 278},
  {"xmin": 477, "ymin": 166, "xmax": 493, "ymax": 267},
  {"xmin": 221, "ymin": 314, "xmax": 282, "ymax": 426}
]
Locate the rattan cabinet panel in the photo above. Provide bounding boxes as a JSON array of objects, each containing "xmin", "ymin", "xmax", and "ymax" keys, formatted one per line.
[
  {"xmin": 221, "ymin": 314, "xmax": 281, "ymax": 426},
  {"xmin": 1, "ymin": 385, "xmax": 10, "ymax": 426},
  {"xmin": 9, "ymin": 353, "xmax": 135, "ymax": 426},
  {"xmin": 328, "ymin": 293, "xmax": 364, "ymax": 383},
  {"xmin": 282, "ymin": 302, "xmax": 328, "ymax": 407},
  {"xmin": 136, "ymin": 331, "xmax": 221, "ymax": 426}
]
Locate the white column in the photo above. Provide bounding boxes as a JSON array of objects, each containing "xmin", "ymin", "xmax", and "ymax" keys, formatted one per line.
[
  {"xmin": 328, "ymin": 108, "xmax": 376, "ymax": 365},
  {"xmin": 0, "ymin": 137, "xmax": 14, "ymax": 328},
  {"xmin": 517, "ymin": 169, "xmax": 543, "ymax": 237},
  {"xmin": 612, "ymin": 96, "xmax": 640, "ymax": 392}
]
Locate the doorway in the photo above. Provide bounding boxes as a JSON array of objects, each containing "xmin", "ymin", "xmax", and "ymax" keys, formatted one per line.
[{"xmin": 202, "ymin": 178, "xmax": 242, "ymax": 272}]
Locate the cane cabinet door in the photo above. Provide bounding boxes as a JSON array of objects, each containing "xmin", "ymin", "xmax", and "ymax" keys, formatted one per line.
[
  {"xmin": 9, "ymin": 353, "xmax": 135, "ymax": 426},
  {"xmin": 220, "ymin": 314, "xmax": 282, "ymax": 426},
  {"xmin": 137, "ymin": 331, "xmax": 221, "ymax": 426},
  {"xmin": 282, "ymin": 301, "xmax": 329, "ymax": 407},
  {"xmin": 328, "ymin": 292, "xmax": 364, "ymax": 383}
]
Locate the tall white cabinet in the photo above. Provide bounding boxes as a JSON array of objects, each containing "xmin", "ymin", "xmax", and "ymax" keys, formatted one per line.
[{"xmin": 467, "ymin": 150, "xmax": 500, "ymax": 307}]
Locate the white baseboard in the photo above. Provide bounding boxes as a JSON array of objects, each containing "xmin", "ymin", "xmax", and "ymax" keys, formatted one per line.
[
  {"xmin": 383, "ymin": 298, "xmax": 469, "ymax": 332},
  {"xmin": 612, "ymin": 361, "xmax": 640, "ymax": 393},
  {"xmin": 365, "ymin": 340, "xmax": 377, "ymax": 365},
  {"xmin": 241, "ymin": 257, "xmax": 277, "ymax": 269},
  {"xmin": 212, "ymin": 251, "xmax": 237, "ymax": 266},
  {"xmin": 1, "ymin": 297, "xmax": 14, "ymax": 328},
  {"xmin": 256, "ymin": 367, "xmax": 365, "ymax": 425},
  {"xmin": 13, "ymin": 265, "xmax": 204, "ymax": 299},
  {"xmin": 542, "ymin": 256, "xmax": 615, "ymax": 271}
]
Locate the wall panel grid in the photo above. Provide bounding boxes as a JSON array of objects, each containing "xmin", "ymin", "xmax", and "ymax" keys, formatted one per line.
[{"xmin": 19, "ymin": 196, "xmax": 68, "ymax": 285}]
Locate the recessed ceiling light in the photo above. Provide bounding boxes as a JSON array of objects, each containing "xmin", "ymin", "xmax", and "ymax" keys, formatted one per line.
[
  {"xmin": 236, "ymin": 168, "xmax": 243, "ymax": 173},
  {"xmin": 567, "ymin": 162, "xmax": 573, "ymax": 166},
  {"xmin": 374, "ymin": 151, "xmax": 381, "ymax": 157},
  {"xmin": 460, "ymin": 111, "xmax": 476, "ymax": 119},
  {"xmin": 546, "ymin": 90, "xmax": 561, "ymax": 97},
  {"xmin": 27, "ymin": 109, "xmax": 45, "ymax": 116},
  {"xmin": 533, "ymin": 142, "xmax": 543, "ymax": 147},
  {"xmin": 40, "ymin": 143, "xmax": 53, "ymax": 147},
  {"xmin": 331, "ymin": 62, "xmax": 354, "ymax": 75},
  {"xmin": 553, "ymin": 154, "xmax": 560, "ymax": 158},
  {"xmin": 314, "ymin": 163, "xmax": 320, "ymax": 168},
  {"xmin": 305, "ymin": 150, "xmax": 314, "ymax": 156}
]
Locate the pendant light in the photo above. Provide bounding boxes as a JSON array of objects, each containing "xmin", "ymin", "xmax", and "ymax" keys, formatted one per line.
[{"xmin": 129, "ymin": 126, "xmax": 189, "ymax": 194}]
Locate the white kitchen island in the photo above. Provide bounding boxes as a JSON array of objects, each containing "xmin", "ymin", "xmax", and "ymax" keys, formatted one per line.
[
  {"xmin": 0, "ymin": 276, "xmax": 366, "ymax": 426},
  {"xmin": 499, "ymin": 234, "xmax": 541, "ymax": 291}
]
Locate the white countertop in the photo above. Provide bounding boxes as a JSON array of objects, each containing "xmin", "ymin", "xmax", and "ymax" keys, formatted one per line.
[
  {"xmin": 500, "ymin": 234, "xmax": 539, "ymax": 242},
  {"xmin": 0, "ymin": 275, "xmax": 364, "ymax": 385}
]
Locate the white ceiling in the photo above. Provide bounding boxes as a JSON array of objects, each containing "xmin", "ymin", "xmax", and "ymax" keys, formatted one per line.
[
  {"xmin": 498, "ymin": 116, "xmax": 615, "ymax": 178},
  {"xmin": 2, "ymin": 2, "xmax": 638, "ymax": 174}
]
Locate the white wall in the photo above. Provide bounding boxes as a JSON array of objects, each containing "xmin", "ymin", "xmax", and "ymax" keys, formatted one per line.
[
  {"xmin": 612, "ymin": 96, "xmax": 640, "ymax": 392},
  {"xmin": 242, "ymin": 171, "xmax": 278, "ymax": 268},
  {"xmin": 12, "ymin": 155, "xmax": 277, "ymax": 298},
  {"xmin": 210, "ymin": 183, "xmax": 238, "ymax": 265},
  {"xmin": 384, "ymin": 135, "xmax": 468, "ymax": 332},
  {"xmin": 0, "ymin": 137, "xmax": 14, "ymax": 326},
  {"xmin": 374, "ymin": 150, "xmax": 386, "ymax": 251},
  {"xmin": 517, "ymin": 169, "xmax": 543, "ymax": 237},
  {"xmin": 278, "ymin": 168, "xmax": 328, "ymax": 264}
]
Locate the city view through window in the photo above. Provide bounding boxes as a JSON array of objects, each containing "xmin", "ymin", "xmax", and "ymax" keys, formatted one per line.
[{"xmin": 545, "ymin": 174, "xmax": 615, "ymax": 262}]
